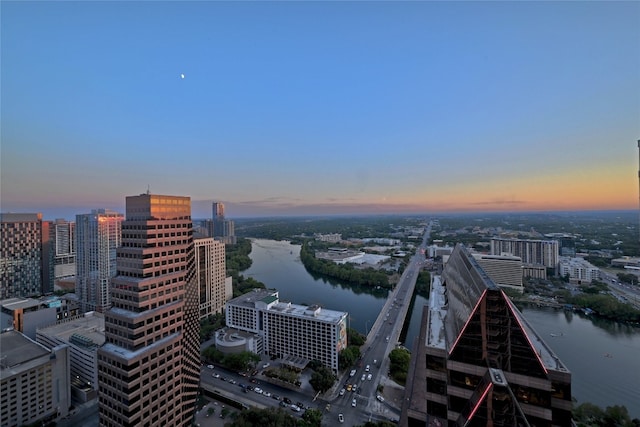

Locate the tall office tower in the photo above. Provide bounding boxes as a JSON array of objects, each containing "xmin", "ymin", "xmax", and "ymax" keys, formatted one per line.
[
  {"xmin": 0, "ymin": 213, "xmax": 45, "ymax": 299},
  {"xmin": 97, "ymin": 194, "xmax": 199, "ymax": 427},
  {"xmin": 50, "ymin": 219, "xmax": 76, "ymax": 285},
  {"xmin": 75, "ymin": 209, "xmax": 124, "ymax": 313},
  {"xmin": 212, "ymin": 201, "xmax": 225, "ymax": 219},
  {"xmin": 211, "ymin": 201, "xmax": 236, "ymax": 244},
  {"xmin": 401, "ymin": 244, "xmax": 572, "ymax": 427},
  {"xmin": 194, "ymin": 238, "xmax": 228, "ymax": 319}
]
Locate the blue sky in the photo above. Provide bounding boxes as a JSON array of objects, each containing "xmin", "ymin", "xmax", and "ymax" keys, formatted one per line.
[{"xmin": 2, "ymin": 1, "xmax": 639, "ymax": 219}]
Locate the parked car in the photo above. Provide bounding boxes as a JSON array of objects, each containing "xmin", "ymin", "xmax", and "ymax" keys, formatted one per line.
[
  {"xmin": 290, "ymin": 405, "xmax": 301, "ymax": 412},
  {"xmin": 339, "ymin": 388, "xmax": 345, "ymax": 396},
  {"xmin": 351, "ymin": 398, "xmax": 357, "ymax": 407},
  {"xmin": 376, "ymin": 395, "xmax": 385, "ymax": 402},
  {"xmin": 338, "ymin": 413, "xmax": 344, "ymax": 423}
]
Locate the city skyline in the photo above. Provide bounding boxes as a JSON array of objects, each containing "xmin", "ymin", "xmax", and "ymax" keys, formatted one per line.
[{"xmin": 2, "ymin": 1, "xmax": 639, "ymax": 219}]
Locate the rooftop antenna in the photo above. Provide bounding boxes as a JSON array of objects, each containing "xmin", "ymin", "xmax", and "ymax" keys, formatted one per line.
[{"xmin": 146, "ymin": 185, "xmax": 150, "ymax": 195}]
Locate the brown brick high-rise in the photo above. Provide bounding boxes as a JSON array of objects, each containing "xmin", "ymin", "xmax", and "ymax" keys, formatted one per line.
[{"xmin": 97, "ymin": 194, "xmax": 200, "ymax": 427}]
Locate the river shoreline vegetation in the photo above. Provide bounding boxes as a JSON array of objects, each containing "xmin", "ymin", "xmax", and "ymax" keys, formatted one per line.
[
  {"xmin": 300, "ymin": 240, "xmax": 392, "ymax": 289},
  {"xmin": 222, "ymin": 213, "xmax": 640, "ymax": 422}
]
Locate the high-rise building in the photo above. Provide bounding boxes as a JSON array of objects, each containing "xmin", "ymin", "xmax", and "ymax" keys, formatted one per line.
[
  {"xmin": 75, "ymin": 210, "xmax": 124, "ymax": 313},
  {"xmin": 212, "ymin": 202, "xmax": 225, "ymax": 219},
  {"xmin": 0, "ymin": 213, "xmax": 45, "ymax": 299},
  {"xmin": 402, "ymin": 244, "xmax": 572, "ymax": 427},
  {"xmin": 490, "ymin": 237, "xmax": 559, "ymax": 273},
  {"xmin": 210, "ymin": 201, "xmax": 236, "ymax": 244},
  {"xmin": 53, "ymin": 218, "xmax": 76, "ymax": 281},
  {"xmin": 97, "ymin": 194, "xmax": 199, "ymax": 427},
  {"xmin": 194, "ymin": 237, "xmax": 229, "ymax": 319}
]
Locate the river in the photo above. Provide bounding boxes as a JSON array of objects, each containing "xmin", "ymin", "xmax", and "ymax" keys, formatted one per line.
[{"xmin": 243, "ymin": 239, "xmax": 640, "ymax": 418}]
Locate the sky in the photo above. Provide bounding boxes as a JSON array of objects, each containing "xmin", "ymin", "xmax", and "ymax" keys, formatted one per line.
[{"xmin": 2, "ymin": 1, "xmax": 639, "ymax": 219}]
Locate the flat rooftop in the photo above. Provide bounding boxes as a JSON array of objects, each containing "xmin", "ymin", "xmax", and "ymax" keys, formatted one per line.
[
  {"xmin": 227, "ymin": 288, "xmax": 279, "ymax": 309},
  {"xmin": 37, "ymin": 312, "xmax": 105, "ymax": 347},
  {"xmin": 267, "ymin": 302, "xmax": 347, "ymax": 324},
  {"xmin": 0, "ymin": 330, "xmax": 51, "ymax": 379}
]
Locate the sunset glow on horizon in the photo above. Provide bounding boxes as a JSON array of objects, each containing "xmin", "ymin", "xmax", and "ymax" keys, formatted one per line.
[{"xmin": 1, "ymin": 1, "xmax": 639, "ymax": 220}]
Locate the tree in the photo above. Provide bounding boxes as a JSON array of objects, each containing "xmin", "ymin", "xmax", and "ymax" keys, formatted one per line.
[
  {"xmin": 388, "ymin": 347, "xmax": 411, "ymax": 384},
  {"xmin": 300, "ymin": 408, "xmax": 323, "ymax": 427},
  {"xmin": 228, "ymin": 407, "xmax": 298, "ymax": 427},
  {"xmin": 347, "ymin": 328, "xmax": 366, "ymax": 347},
  {"xmin": 309, "ymin": 366, "xmax": 336, "ymax": 393},
  {"xmin": 339, "ymin": 346, "xmax": 360, "ymax": 368}
]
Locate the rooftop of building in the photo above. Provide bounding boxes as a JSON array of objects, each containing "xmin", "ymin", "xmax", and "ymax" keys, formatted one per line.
[
  {"xmin": 227, "ymin": 288, "xmax": 279, "ymax": 308},
  {"xmin": 0, "ymin": 330, "xmax": 51, "ymax": 376},
  {"xmin": 227, "ymin": 288, "xmax": 347, "ymax": 323},
  {"xmin": 267, "ymin": 301, "xmax": 347, "ymax": 324},
  {"xmin": 37, "ymin": 312, "xmax": 105, "ymax": 347}
]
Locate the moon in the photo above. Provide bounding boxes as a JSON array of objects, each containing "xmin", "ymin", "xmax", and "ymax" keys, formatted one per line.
[{"xmin": 180, "ymin": 73, "xmax": 185, "ymax": 79}]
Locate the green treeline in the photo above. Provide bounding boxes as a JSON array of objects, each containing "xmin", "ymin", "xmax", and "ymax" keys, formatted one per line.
[
  {"xmin": 299, "ymin": 241, "xmax": 390, "ymax": 289},
  {"xmin": 225, "ymin": 238, "xmax": 267, "ymax": 297}
]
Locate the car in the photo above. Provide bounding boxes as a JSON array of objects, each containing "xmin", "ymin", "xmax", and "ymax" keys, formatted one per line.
[
  {"xmin": 361, "ymin": 374, "xmax": 366, "ymax": 382},
  {"xmin": 263, "ymin": 391, "xmax": 272, "ymax": 397},
  {"xmin": 338, "ymin": 413, "xmax": 344, "ymax": 423},
  {"xmin": 283, "ymin": 397, "xmax": 292, "ymax": 404},
  {"xmin": 352, "ymin": 385, "xmax": 357, "ymax": 393},
  {"xmin": 385, "ymin": 336, "xmax": 390, "ymax": 342},
  {"xmin": 246, "ymin": 385, "xmax": 254, "ymax": 391},
  {"xmin": 207, "ymin": 365, "xmax": 214, "ymax": 369},
  {"xmin": 213, "ymin": 373, "xmax": 220, "ymax": 378},
  {"xmin": 351, "ymin": 398, "xmax": 357, "ymax": 407},
  {"xmin": 365, "ymin": 365, "xmax": 370, "ymax": 372},
  {"xmin": 339, "ymin": 388, "xmax": 345, "ymax": 396},
  {"xmin": 239, "ymin": 383, "xmax": 246, "ymax": 389},
  {"xmin": 376, "ymin": 395, "xmax": 385, "ymax": 402},
  {"xmin": 272, "ymin": 394, "xmax": 280, "ymax": 400},
  {"xmin": 254, "ymin": 387, "xmax": 263, "ymax": 394},
  {"xmin": 296, "ymin": 401, "xmax": 305, "ymax": 409},
  {"xmin": 290, "ymin": 404, "xmax": 301, "ymax": 412},
  {"xmin": 279, "ymin": 401, "xmax": 287, "ymax": 407},
  {"xmin": 373, "ymin": 359, "xmax": 377, "ymax": 365},
  {"xmin": 262, "ymin": 363, "xmax": 270, "ymax": 369},
  {"xmin": 349, "ymin": 369, "xmax": 356, "ymax": 377},
  {"xmin": 346, "ymin": 384, "xmax": 352, "ymax": 392},
  {"xmin": 367, "ymin": 373, "xmax": 372, "ymax": 381}
]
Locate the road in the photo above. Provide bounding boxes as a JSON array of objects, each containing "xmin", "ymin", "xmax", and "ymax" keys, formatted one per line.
[{"xmin": 198, "ymin": 222, "xmax": 434, "ymax": 426}]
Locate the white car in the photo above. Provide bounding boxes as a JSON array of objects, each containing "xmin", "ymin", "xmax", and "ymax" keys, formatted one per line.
[
  {"xmin": 291, "ymin": 404, "xmax": 301, "ymax": 412},
  {"xmin": 376, "ymin": 395, "xmax": 385, "ymax": 402},
  {"xmin": 339, "ymin": 388, "xmax": 345, "ymax": 396},
  {"xmin": 207, "ymin": 365, "xmax": 214, "ymax": 369},
  {"xmin": 367, "ymin": 373, "xmax": 372, "ymax": 381},
  {"xmin": 254, "ymin": 387, "xmax": 263, "ymax": 394},
  {"xmin": 361, "ymin": 374, "xmax": 366, "ymax": 382},
  {"xmin": 349, "ymin": 369, "xmax": 356, "ymax": 377},
  {"xmin": 365, "ymin": 365, "xmax": 370, "ymax": 372},
  {"xmin": 338, "ymin": 413, "xmax": 344, "ymax": 423},
  {"xmin": 351, "ymin": 398, "xmax": 357, "ymax": 407},
  {"xmin": 263, "ymin": 391, "xmax": 272, "ymax": 397}
]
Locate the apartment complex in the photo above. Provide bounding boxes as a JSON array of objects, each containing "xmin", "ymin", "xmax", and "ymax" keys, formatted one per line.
[
  {"xmin": 37, "ymin": 311, "xmax": 105, "ymax": 403},
  {"xmin": 97, "ymin": 194, "xmax": 200, "ymax": 427},
  {"xmin": 0, "ymin": 213, "xmax": 46, "ymax": 299},
  {"xmin": 491, "ymin": 237, "xmax": 559, "ymax": 273},
  {"xmin": 75, "ymin": 209, "xmax": 124, "ymax": 312},
  {"xmin": 402, "ymin": 244, "xmax": 572, "ymax": 427},
  {"xmin": 194, "ymin": 237, "xmax": 231, "ymax": 319},
  {"xmin": 558, "ymin": 257, "xmax": 600, "ymax": 284},
  {"xmin": 0, "ymin": 330, "xmax": 71, "ymax": 426},
  {"xmin": 225, "ymin": 289, "xmax": 348, "ymax": 373}
]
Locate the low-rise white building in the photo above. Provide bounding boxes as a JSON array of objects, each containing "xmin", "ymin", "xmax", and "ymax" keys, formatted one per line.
[
  {"xmin": 559, "ymin": 257, "xmax": 600, "ymax": 284},
  {"xmin": 224, "ymin": 289, "xmax": 347, "ymax": 373}
]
